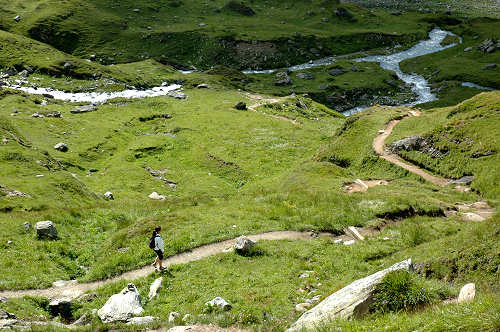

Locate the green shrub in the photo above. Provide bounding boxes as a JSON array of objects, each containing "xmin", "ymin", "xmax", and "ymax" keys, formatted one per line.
[
  {"xmin": 370, "ymin": 270, "xmax": 433, "ymax": 313},
  {"xmin": 403, "ymin": 224, "xmax": 430, "ymax": 247}
]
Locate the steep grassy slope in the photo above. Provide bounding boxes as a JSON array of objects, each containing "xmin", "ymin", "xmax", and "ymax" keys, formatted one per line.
[
  {"xmin": 388, "ymin": 91, "xmax": 500, "ymax": 200},
  {"xmin": 0, "ymin": 0, "xmax": 431, "ymax": 69}
]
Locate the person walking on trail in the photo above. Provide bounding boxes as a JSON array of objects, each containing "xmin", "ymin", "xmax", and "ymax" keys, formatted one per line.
[{"xmin": 150, "ymin": 226, "xmax": 166, "ymax": 271}]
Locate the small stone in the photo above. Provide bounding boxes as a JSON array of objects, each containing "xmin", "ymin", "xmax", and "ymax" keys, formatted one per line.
[
  {"xmin": 343, "ymin": 240, "xmax": 355, "ymax": 245},
  {"xmin": 321, "ymin": 17, "xmax": 329, "ymax": 22},
  {"xmin": 104, "ymin": 192, "xmax": 114, "ymax": 200},
  {"xmin": 464, "ymin": 47, "xmax": 473, "ymax": 52},
  {"xmin": 234, "ymin": 102, "xmax": 247, "ymax": 110},
  {"xmin": 306, "ymin": 295, "xmax": 321, "ymax": 304},
  {"xmin": 63, "ymin": 62, "xmax": 72, "ymax": 70},
  {"xmin": 54, "ymin": 142, "xmax": 68, "ymax": 152},
  {"xmin": 333, "ymin": 239, "xmax": 343, "ymax": 244},
  {"xmin": 133, "ymin": 9, "xmax": 140, "ymax": 13},
  {"xmin": 167, "ymin": 91, "xmax": 188, "ymax": 99},
  {"xmin": 23, "ymin": 222, "xmax": 31, "ymax": 232},
  {"xmin": 205, "ymin": 297, "xmax": 231, "ymax": 311},
  {"xmin": 148, "ymin": 192, "xmax": 166, "ymax": 201},
  {"xmin": 168, "ymin": 312, "xmax": 180, "ymax": 323},
  {"xmin": 14, "ymin": 15, "xmax": 21, "ymax": 22},
  {"xmin": 483, "ymin": 63, "xmax": 497, "ymax": 70},
  {"xmin": 461, "ymin": 212, "xmax": 485, "ymax": 222},
  {"xmin": 295, "ymin": 303, "xmax": 311, "ymax": 312},
  {"xmin": 196, "ymin": 84, "xmax": 210, "ymax": 89},
  {"xmin": 457, "ymin": 283, "xmax": 475, "ymax": 303}
]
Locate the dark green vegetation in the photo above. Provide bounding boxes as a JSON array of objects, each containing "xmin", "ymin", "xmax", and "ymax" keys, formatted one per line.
[{"xmin": 0, "ymin": 0, "xmax": 432, "ymax": 70}]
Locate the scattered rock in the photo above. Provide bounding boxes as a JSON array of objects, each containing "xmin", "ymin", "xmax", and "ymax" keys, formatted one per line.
[
  {"xmin": 0, "ymin": 309, "xmax": 15, "ymax": 319},
  {"xmin": 148, "ymin": 192, "xmax": 166, "ymax": 201},
  {"xmin": 391, "ymin": 10, "xmax": 402, "ymax": 16},
  {"xmin": 169, "ymin": 312, "xmax": 180, "ymax": 323},
  {"xmin": 97, "ymin": 283, "xmax": 144, "ymax": 323},
  {"xmin": 196, "ymin": 83, "xmax": 210, "ymax": 89},
  {"xmin": 343, "ymin": 240, "xmax": 355, "ymax": 245},
  {"xmin": 461, "ymin": 212, "xmax": 485, "ymax": 222},
  {"xmin": 464, "ymin": 47, "xmax": 473, "ymax": 52},
  {"xmin": 391, "ymin": 136, "xmax": 447, "ymax": 158},
  {"xmin": 296, "ymin": 72, "xmax": 315, "ymax": 80},
  {"xmin": 148, "ymin": 277, "xmax": 163, "ymax": 301},
  {"xmin": 46, "ymin": 112, "xmax": 62, "ymax": 118},
  {"xmin": 448, "ymin": 176, "xmax": 474, "ymax": 185},
  {"xmin": 104, "ymin": 192, "xmax": 114, "ymax": 200},
  {"xmin": 127, "ymin": 316, "xmax": 158, "ymax": 325},
  {"xmin": 71, "ymin": 104, "xmax": 97, "ymax": 114},
  {"xmin": 287, "ymin": 259, "xmax": 413, "ymax": 331},
  {"xmin": 306, "ymin": 295, "xmax": 321, "ymax": 304},
  {"xmin": 328, "ymin": 68, "xmax": 348, "ymax": 76},
  {"xmin": 35, "ymin": 221, "xmax": 58, "ymax": 239},
  {"xmin": 23, "ymin": 222, "xmax": 31, "ymax": 232},
  {"xmin": 483, "ymin": 63, "xmax": 497, "ymax": 70},
  {"xmin": 295, "ymin": 303, "xmax": 311, "ymax": 312},
  {"xmin": 63, "ymin": 62, "xmax": 72, "ymax": 70},
  {"xmin": 234, "ymin": 102, "xmax": 247, "ymax": 110},
  {"xmin": 234, "ymin": 236, "xmax": 256, "ymax": 253},
  {"xmin": 457, "ymin": 283, "xmax": 475, "ymax": 303},
  {"xmin": 274, "ymin": 71, "xmax": 291, "ymax": 86},
  {"xmin": 14, "ymin": 15, "xmax": 21, "ymax": 22},
  {"xmin": 168, "ymin": 90, "xmax": 188, "ymax": 99},
  {"xmin": 49, "ymin": 298, "xmax": 73, "ymax": 320},
  {"xmin": 72, "ymin": 313, "xmax": 91, "ymax": 326},
  {"xmin": 321, "ymin": 17, "xmax": 329, "ymax": 23},
  {"xmin": 224, "ymin": 1, "xmax": 256, "ymax": 16},
  {"xmin": 477, "ymin": 39, "xmax": 495, "ymax": 53},
  {"xmin": 205, "ymin": 297, "xmax": 231, "ymax": 311},
  {"xmin": 0, "ymin": 296, "xmax": 7, "ymax": 303},
  {"xmin": 32, "ymin": 112, "xmax": 44, "ymax": 118},
  {"xmin": 54, "ymin": 142, "xmax": 68, "ymax": 152},
  {"xmin": 18, "ymin": 70, "xmax": 29, "ymax": 78}
]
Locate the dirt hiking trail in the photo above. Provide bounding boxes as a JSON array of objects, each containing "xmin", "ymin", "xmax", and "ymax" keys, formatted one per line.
[{"xmin": 373, "ymin": 110, "xmax": 448, "ymax": 186}]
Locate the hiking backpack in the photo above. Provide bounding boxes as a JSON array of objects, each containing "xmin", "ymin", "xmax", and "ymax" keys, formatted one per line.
[{"xmin": 149, "ymin": 235, "xmax": 156, "ymax": 249}]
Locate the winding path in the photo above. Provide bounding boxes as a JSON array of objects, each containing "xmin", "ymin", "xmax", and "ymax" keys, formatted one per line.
[
  {"xmin": 373, "ymin": 111, "xmax": 448, "ymax": 186},
  {"xmin": 0, "ymin": 231, "xmax": 333, "ymax": 300},
  {"xmin": 245, "ymin": 93, "xmax": 299, "ymax": 125}
]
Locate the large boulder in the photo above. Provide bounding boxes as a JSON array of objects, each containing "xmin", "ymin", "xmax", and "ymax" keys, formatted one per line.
[
  {"xmin": 274, "ymin": 72, "xmax": 291, "ymax": 86},
  {"xmin": 457, "ymin": 283, "xmax": 475, "ymax": 303},
  {"xmin": 286, "ymin": 259, "xmax": 412, "ymax": 332},
  {"xmin": 97, "ymin": 284, "xmax": 144, "ymax": 323},
  {"xmin": 35, "ymin": 221, "xmax": 58, "ymax": 239},
  {"xmin": 234, "ymin": 236, "xmax": 256, "ymax": 254}
]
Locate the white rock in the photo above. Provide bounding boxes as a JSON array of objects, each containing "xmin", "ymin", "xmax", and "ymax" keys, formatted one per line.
[
  {"xmin": 126, "ymin": 316, "xmax": 158, "ymax": 325},
  {"xmin": 168, "ymin": 312, "xmax": 180, "ymax": 323},
  {"xmin": 97, "ymin": 283, "xmax": 144, "ymax": 323},
  {"xmin": 286, "ymin": 259, "xmax": 413, "ymax": 332},
  {"xmin": 343, "ymin": 240, "xmax": 355, "ymax": 245},
  {"xmin": 104, "ymin": 192, "xmax": 114, "ymax": 200},
  {"xmin": 35, "ymin": 220, "xmax": 58, "ymax": 239},
  {"xmin": 205, "ymin": 297, "xmax": 231, "ymax": 311},
  {"xmin": 148, "ymin": 192, "xmax": 166, "ymax": 200},
  {"xmin": 148, "ymin": 277, "xmax": 163, "ymax": 301},
  {"xmin": 306, "ymin": 295, "xmax": 321, "ymax": 304},
  {"xmin": 461, "ymin": 212, "xmax": 485, "ymax": 222},
  {"xmin": 234, "ymin": 236, "xmax": 256, "ymax": 253},
  {"xmin": 295, "ymin": 303, "xmax": 311, "ymax": 312},
  {"xmin": 54, "ymin": 142, "xmax": 68, "ymax": 152},
  {"xmin": 333, "ymin": 239, "xmax": 343, "ymax": 244},
  {"xmin": 457, "ymin": 283, "xmax": 475, "ymax": 303}
]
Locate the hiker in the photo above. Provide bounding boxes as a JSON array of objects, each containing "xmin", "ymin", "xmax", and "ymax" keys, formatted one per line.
[{"xmin": 150, "ymin": 226, "xmax": 166, "ymax": 271}]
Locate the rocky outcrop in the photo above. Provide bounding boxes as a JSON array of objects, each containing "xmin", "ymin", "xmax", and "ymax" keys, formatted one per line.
[
  {"xmin": 70, "ymin": 104, "xmax": 97, "ymax": 114},
  {"xmin": 287, "ymin": 259, "xmax": 412, "ymax": 332},
  {"xmin": 97, "ymin": 284, "xmax": 144, "ymax": 323},
  {"xmin": 391, "ymin": 136, "xmax": 447, "ymax": 158},
  {"xmin": 35, "ymin": 221, "xmax": 58, "ymax": 239}
]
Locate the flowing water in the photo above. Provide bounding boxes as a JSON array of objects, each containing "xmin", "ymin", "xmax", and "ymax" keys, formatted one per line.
[{"xmin": 343, "ymin": 29, "xmax": 460, "ymax": 115}]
